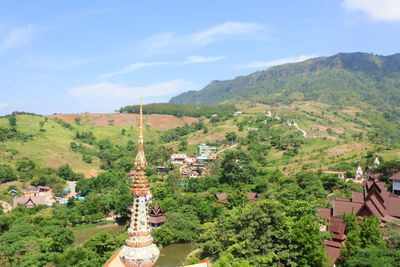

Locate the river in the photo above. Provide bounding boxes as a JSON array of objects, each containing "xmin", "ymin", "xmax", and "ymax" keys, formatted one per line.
[{"xmin": 155, "ymin": 243, "xmax": 193, "ymax": 267}]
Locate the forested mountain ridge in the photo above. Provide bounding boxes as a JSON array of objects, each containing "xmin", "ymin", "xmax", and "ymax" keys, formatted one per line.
[{"xmin": 170, "ymin": 52, "xmax": 400, "ymax": 143}]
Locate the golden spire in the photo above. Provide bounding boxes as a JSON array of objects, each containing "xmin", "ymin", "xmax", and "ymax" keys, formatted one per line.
[
  {"xmin": 134, "ymin": 97, "xmax": 147, "ymax": 173},
  {"xmin": 139, "ymin": 97, "xmax": 143, "ymax": 144}
]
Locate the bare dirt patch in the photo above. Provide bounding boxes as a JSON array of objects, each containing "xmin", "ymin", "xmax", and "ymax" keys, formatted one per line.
[
  {"xmin": 79, "ymin": 168, "xmax": 99, "ymax": 178},
  {"xmin": 47, "ymin": 113, "xmax": 199, "ymax": 129}
]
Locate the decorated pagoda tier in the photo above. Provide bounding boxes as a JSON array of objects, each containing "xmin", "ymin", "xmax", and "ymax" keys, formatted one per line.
[{"xmin": 105, "ymin": 98, "xmax": 159, "ymax": 267}]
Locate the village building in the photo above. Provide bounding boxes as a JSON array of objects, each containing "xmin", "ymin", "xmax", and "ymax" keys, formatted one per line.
[
  {"xmin": 247, "ymin": 192, "xmax": 258, "ymax": 202},
  {"xmin": 233, "ymin": 111, "xmax": 242, "ymax": 117},
  {"xmin": 185, "ymin": 154, "xmax": 197, "ymax": 164},
  {"xmin": 105, "ymin": 98, "xmax": 159, "ymax": 267},
  {"xmin": 13, "ymin": 195, "xmax": 46, "ymax": 208},
  {"xmin": 8, "ymin": 189, "xmax": 18, "ymax": 196},
  {"xmin": 215, "ymin": 192, "xmax": 228, "ymax": 203},
  {"xmin": 24, "ymin": 186, "xmax": 49, "ymax": 197},
  {"xmin": 389, "ymin": 171, "xmax": 400, "ymax": 195},
  {"xmin": 197, "ymin": 143, "xmax": 217, "ymax": 157},
  {"xmin": 189, "ymin": 170, "xmax": 200, "ymax": 178},
  {"xmin": 149, "ymin": 204, "xmax": 167, "ymax": 228},
  {"xmin": 170, "ymin": 153, "xmax": 187, "ymax": 165}
]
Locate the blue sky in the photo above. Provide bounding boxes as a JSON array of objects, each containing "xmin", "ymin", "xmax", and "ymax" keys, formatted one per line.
[{"xmin": 1, "ymin": 0, "xmax": 400, "ymax": 115}]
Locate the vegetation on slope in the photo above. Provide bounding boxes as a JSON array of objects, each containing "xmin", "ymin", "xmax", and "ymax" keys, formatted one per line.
[
  {"xmin": 119, "ymin": 102, "xmax": 237, "ymax": 118},
  {"xmin": 170, "ymin": 53, "xmax": 400, "ymax": 143}
]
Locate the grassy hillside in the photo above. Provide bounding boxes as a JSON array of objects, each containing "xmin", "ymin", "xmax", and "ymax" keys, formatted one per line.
[
  {"xmin": 170, "ymin": 53, "xmax": 400, "ymax": 143},
  {"xmin": 0, "ymin": 113, "xmax": 198, "ymax": 177}
]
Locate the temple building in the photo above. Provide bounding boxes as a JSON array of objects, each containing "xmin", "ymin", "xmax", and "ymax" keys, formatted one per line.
[
  {"xmin": 105, "ymin": 98, "xmax": 159, "ymax": 267},
  {"xmin": 355, "ymin": 165, "xmax": 363, "ymax": 181},
  {"xmin": 149, "ymin": 204, "xmax": 167, "ymax": 228},
  {"xmin": 374, "ymin": 155, "xmax": 380, "ymax": 167}
]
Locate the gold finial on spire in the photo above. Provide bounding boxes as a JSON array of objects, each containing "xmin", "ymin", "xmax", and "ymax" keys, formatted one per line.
[{"xmin": 139, "ymin": 96, "xmax": 143, "ymax": 143}]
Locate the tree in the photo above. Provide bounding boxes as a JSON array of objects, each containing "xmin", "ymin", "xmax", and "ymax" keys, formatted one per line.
[
  {"xmin": 121, "ymin": 128, "xmax": 126, "ymax": 135},
  {"xmin": 339, "ymin": 230, "xmax": 362, "ymax": 261},
  {"xmin": 83, "ymin": 232, "xmax": 119, "ymax": 259},
  {"xmin": 386, "ymin": 223, "xmax": 400, "ymax": 249},
  {"xmin": 74, "ymin": 117, "xmax": 81, "ymax": 125},
  {"xmin": 345, "ymin": 246, "xmax": 400, "ymax": 267},
  {"xmin": 225, "ymin": 132, "xmax": 237, "ymax": 144},
  {"xmin": 8, "ymin": 115, "xmax": 17, "ymax": 132},
  {"xmin": 41, "ymin": 226, "xmax": 74, "ymax": 252},
  {"xmin": 57, "ymin": 164, "xmax": 77, "ymax": 181},
  {"xmin": 0, "ymin": 164, "xmax": 16, "ymax": 183},
  {"xmin": 359, "ymin": 215, "xmax": 383, "ymax": 248},
  {"xmin": 219, "ymin": 150, "xmax": 256, "ymax": 185},
  {"xmin": 179, "ymin": 139, "xmax": 188, "ymax": 151},
  {"xmin": 39, "ymin": 121, "xmax": 45, "ymax": 131},
  {"xmin": 291, "ymin": 215, "xmax": 327, "ymax": 266}
]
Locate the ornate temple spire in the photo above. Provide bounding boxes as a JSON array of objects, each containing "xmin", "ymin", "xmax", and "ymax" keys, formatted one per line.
[{"xmin": 104, "ymin": 97, "xmax": 159, "ymax": 267}]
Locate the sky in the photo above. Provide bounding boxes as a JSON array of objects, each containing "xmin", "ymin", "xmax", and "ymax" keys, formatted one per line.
[{"xmin": 1, "ymin": 0, "xmax": 400, "ymax": 115}]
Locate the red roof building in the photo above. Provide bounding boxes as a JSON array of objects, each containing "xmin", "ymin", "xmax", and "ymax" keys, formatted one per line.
[
  {"xmin": 13, "ymin": 196, "xmax": 46, "ymax": 208},
  {"xmin": 149, "ymin": 204, "xmax": 167, "ymax": 228},
  {"xmin": 215, "ymin": 192, "xmax": 228, "ymax": 203},
  {"xmin": 247, "ymin": 192, "xmax": 258, "ymax": 202},
  {"xmin": 324, "ymin": 240, "xmax": 342, "ymax": 266}
]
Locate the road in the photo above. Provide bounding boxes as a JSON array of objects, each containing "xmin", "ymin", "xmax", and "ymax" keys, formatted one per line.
[
  {"xmin": 293, "ymin": 123, "xmax": 307, "ymax": 137},
  {"xmin": 216, "ymin": 143, "xmax": 239, "ymax": 154}
]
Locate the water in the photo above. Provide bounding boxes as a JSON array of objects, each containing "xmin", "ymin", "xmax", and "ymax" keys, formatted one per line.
[{"xmin": 155, "ymin": 243, "xmax": 193, "ymax": 267}]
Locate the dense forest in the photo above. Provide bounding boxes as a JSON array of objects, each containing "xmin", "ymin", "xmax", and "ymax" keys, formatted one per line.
[{"xmin": 118, "ymin": 103, "xmax": 237, "ymax": 118}]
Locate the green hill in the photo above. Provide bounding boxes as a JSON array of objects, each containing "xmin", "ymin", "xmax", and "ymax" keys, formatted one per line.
[{"xmin": 169, "ymin": 52, "xmax": 400, "ymax": 143}]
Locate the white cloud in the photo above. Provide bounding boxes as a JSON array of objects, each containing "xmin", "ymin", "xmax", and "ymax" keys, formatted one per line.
[
  {"xmin": 185, "ymin": 55, "xmax": 225, "ymax": 64},
  {"xmin": 342, "ymin": 0, "xmax": 400, "ymax": 21},
  {"xmin": 0, "ymin": 102, "xmax": 9, "ymax": 109},
  {"xmin": 238, "ymin": 55, "xmax": 316, "ymax": 69},
  {"xmin": 139, "ymin": 21, "xmax": 264, "ymax": 54},
  {"xmin": 101, "ymin": 55, "xmax": 225, "ymax": 79},
  {"xmin": 68, "ymin": 79, "xmax": 200, "ymax": 107},
  {"xmin": 100, "ymin": 62, "xmax": 168, "ymax": 79},
  {"xmin": 0, "ymin": 24, "xmax": 41, "ymax": 51}
]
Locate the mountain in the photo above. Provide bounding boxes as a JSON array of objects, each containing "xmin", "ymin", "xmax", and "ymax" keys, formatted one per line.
[{"xmin": 170, "ymin": 52, "xmax": 400, "ymax": 143}]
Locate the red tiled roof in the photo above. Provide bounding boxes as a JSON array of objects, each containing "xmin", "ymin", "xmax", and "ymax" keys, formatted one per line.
[
  {"xmin": 149, "ymin": 215, "xmax": 167, "ymax": 224},
  {"xmin": 328, "ymin": 216, "xmax": 346, "ymax": 235},
  {"xmin": 352, "ymin": 191, "xmax": 364, "ymax": 203},
  {"xmin": 325, "ymin": 240, "xmax": 342, "ymax": 266},
  {"xmin": 390, "ymin": 171, "xmax": 400, "ymax": 181},
  {"xmin": 247, "ymin": 192, "xmax": 258, "ymax": 202},
  {"xmin": 215, "ymin": 192, "xmax": 228, "ymax": 202},
  {"xmin": 149, "ymin": 204, "xmax": 167, "ymax": 224},
  {"xmin": 316, "ymin": 207, "xmax": 331, "ymax": 221},
  {"xmin": 13, "ymin": 196, "xmax": 46, "ymax": 208},
  {"xmin": 332, "ymin": 200, "xmax": 362, "ymax": 217},
  {"xmin": 387, "ymin": 195, "xmax": 400, "ymax": 218}
]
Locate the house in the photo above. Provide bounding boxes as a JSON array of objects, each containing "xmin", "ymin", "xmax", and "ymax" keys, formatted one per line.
[
  {"xmin": 8, "ymin": 189, "xmax": 19, "ymax": 196},
  {"xmin": 374, "ymin": 156, "xmax": 380, "ymax": 167},
  {"xmin": 215, "ymin": 192, "xmax": 228, "ymax": 203},
  {"xmin": 197, "ymin": 144, "xmax": 217, "ymax": 157},
  {"xmin": 170, "ymin": 154, "xmax": 187, "ymax": 165},
  {"xmin": 157, "ymin": 166, "xmax": 168, "ymax": 174},
  {"xmin": 247, "ymin": 128, "xmax": 258, "ymax": 131},
  {"xmin": 233, "ymin": 111, "xmax": 242, "ymax": 117},
  {"xmin": 247, "ymin": 192, "xmax": 258, "ymax": 202},
  {"xmin": 24, "ymin": 186, "xmax": 49, "ymax": 197},
  {"xmin": 389, "ymin": 171, "xmax": 400, "ymax": 195},
  {"xmin": 196, "ymin": 156, "xmax": 209, "ymax": 163},
  {"xmin": 189, "ymin": 171, "xmax": 200, "ymax": 178},
  {"xmin": 13, "ymin": 196, "xmax": 46, "ymax": 208},
  {"xmin": 149, "ymin": 204, "xmax": 167, "ymax": 228},
  {"xmin": 185, "ymin": 155, "xmax": 197, "ymax": 164}
]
